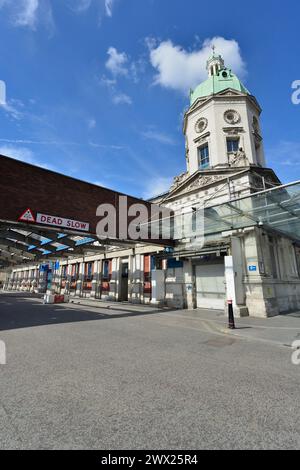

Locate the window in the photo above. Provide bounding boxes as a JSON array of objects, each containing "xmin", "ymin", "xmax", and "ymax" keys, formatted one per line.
[
  {"xmin": 227, "ymin": 138, "xmax": 239, "ymax": 153},
  {"xmin": 85, "ymin": 262, "xmax": 94, "ymax": 280},
  {"xmin": 198, "ymin": 144, "xmax": 209, "ymax": 169},
  {"xmin": 102, "ymin": 260, "xmax": 110, "ymax": 279},
  {"xmin": 71, "ymin": 263, "xmax": 79, "ymax": 279}
]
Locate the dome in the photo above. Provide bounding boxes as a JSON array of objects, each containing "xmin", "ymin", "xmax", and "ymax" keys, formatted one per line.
[{"xmin": 190, "ymin": 59, "xmax": 250, "ymax": 105}]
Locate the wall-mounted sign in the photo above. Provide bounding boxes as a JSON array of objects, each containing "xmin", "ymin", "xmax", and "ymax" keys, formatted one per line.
[
  {"xmin": 36, "ymin": 213, "xmax": 90, "ymax": 232},
  {"xmin": 248, "ymin": 265, "xmax": 257, "ymax": 272},
  {"xmin": 18, "ymin": 208, "xmax": 35, "ymax": 223}
]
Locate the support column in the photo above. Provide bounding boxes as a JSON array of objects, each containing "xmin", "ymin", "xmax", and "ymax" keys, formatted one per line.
[
  {"xmin": 128, "ymin": 255, "xmax": 133, "ymax": 302},
  {"xmin": 31, "ymin": 267, "xmax": 39, "ymax": 293},
  {"xmin": 38, "ymin": 266, "xmax": 47, "ymax": 293},
  {"xmin": 76, "ymin": 262, "xmax": 84, "ymax": 296},
  {"xmin": 183, "ymin": 258, "xmax": 195, "ymax": 310},
  {"xmin": 130, "ymin": 254, "xmax": 143, "ymax": 303},
  {"xmin": 225, "ymin": 236, "xmax": 248, "ymax": 317},
  {"xmin": 65, "ymin": 263, "xmax": 71, "ymax": 294},
  {"xmin": 109, "ymin": 258, "xmax": 119, "ymax": 301},
  {"xmin": 151, "ymin": 269, "xmax": 165, "ymax": 306},
  {"xmin": 91, "ymin": 260, "xmax": 100, "ymax": 298}
]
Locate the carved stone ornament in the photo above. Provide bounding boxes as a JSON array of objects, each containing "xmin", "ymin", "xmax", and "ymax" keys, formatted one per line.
[
  {"xmin": 228, "ymin": 148, "xmax": 250, "ymax": 167},
  {"xmin": 224, "ymin": 109, "xmax": 241, "ymax": 125},
  {"xmin": 186, "ymin": 174, "xmax": 225, "ymax": 191},
  {"xmin": 170, "ymin": 172, "xmax": 188, "ymax": 191},
  {"xmin": 195, "ymin": 117, "xmax": 208, "ymax": 134}
]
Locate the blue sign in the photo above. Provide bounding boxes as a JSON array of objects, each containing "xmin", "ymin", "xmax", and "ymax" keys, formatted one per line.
[
  {"xmin": 167, "ymin": 258, "xmax": 184, "ymax": 269},
  {"xmin": 39, "ymin": 264, "xmax": 50, "ymax": 272},
  {"xmin": 248, "ymin": 265, "xmax": 257, "ymax": 272}
]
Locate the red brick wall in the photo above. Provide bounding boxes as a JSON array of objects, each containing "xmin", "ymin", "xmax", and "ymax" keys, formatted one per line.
[{"xmin": 0, "ymin": 154, "xmax": 172, "ymax": 244}]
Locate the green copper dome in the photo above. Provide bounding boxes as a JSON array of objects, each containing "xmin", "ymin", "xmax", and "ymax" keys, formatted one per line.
[{"xmin": 190, "ymin": 66, "xmax": 250, "ymax": 105}]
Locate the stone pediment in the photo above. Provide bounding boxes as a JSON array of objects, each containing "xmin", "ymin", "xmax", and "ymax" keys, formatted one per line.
[
  {"xmin": 184, "ymin": 173, "xmax": 227, "ymax": 192},
  {"xmin": 190, "ymin": 89, "xmax": 245, "ymax": 111},
  {"xmin": 167, "ymin": 168, "xmax": 246, "ymax": 198},
  {"xmin": 217, "ymin": 88, "xmax": 246, "ymax": 97}
]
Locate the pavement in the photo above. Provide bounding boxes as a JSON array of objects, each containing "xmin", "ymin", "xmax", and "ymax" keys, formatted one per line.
[
  {"xmin": 0, "ymin": 292, "xmax": 300, "ymax": 449},
  {"xmin": 65, "ymin": 295, "xmax": 300, "ymax": 348}
]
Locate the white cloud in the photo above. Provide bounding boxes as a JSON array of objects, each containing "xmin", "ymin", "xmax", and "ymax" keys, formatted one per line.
[
  {"xmin": 0, "ymin": 138, "xmax": 79, "ymax": 145},
  {"xmin": 89, "ymin": 141, "xmax": 124, "ymax": 150},
  {"xmin": 149, "ymin": 36, "xmax": 246, "ymax": 94},
  {"xmin": 100, "ymin": 73, "xmax": 132, "ymax": 105},
  {"xmin": 141, "ymin": 129, "xmax": 176, "ymax": 146},
  {"xmin": 71, "ymin": 0, "xmax": 92, "ymax": 12},
  {"xmin": 112, "ymin": 92, "xmax": 132, "ymax": 105},
  {"xmin": 99, "ymin": 75, "xmax": 117, "ymax": 88},
  {"xmin": 103, "ymin": 47, "xmax": 142, "ymax": 104},
  {"xmin": 0, "ymin": 99, "xmax": 24, "ymax": 120},
  {"xmin": 106, "ymin": 47, "xmax": 128, "ymax": 77},
  {"xmin": 0, "ymin": 0, "xmax": 54, "ymax": 32},
  {"xmin": 104, "ymin": 47, "xmax": 144, "ymax": 84},
  {"xmin": 14, "ymin": 0, "xmax": 39, "ymax": 28},
  {"xmin": 87, "ymin": 118, "xmax": 96, "ymax": 129},
  {"xmin": 142, "ymin": 176, "xmax": 173, "ymax": 199},
  {"xmin": 0, "ymin": 145, "xmax": 34, "ymax": 162},
  {"xmin": 0, "ymin": 144, "xmax": 55, "ymax": 170},
  {"xmin": 68, "ymin": 0, "xmax": 116, "ymax": 19},
  {"xmin": 104, "ymin": 0, "xmax": 114, "ymax": 17}
]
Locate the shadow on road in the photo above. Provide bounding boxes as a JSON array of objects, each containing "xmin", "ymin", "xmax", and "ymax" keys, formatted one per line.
[{"xmin": 0, "ymin": 293, "xmax": 166, "ymax": 331}]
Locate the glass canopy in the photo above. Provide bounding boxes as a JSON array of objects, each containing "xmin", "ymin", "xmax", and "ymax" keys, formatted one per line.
[{"xmin": 144, "ymin": 180, "xmax": 300, "ymax": 243}]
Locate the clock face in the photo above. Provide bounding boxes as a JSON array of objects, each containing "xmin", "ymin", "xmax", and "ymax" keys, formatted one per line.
[
  {"xmin": 224, "ymin": 109, "xmax": 240, "ymax": 124},
  {"xmin": 195, "ymin": 117, "xmax": 208, "ymax": 133}
]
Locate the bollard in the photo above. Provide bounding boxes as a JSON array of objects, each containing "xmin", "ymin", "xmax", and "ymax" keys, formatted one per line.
[{"xmin": 227, "ymin": 299, "xmax": 235, "ymax": 329}]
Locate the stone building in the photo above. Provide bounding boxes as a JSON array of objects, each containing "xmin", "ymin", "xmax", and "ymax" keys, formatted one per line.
[{"xmin": 7, "ymin": 52, "xmax": 300, "ymax": 317}]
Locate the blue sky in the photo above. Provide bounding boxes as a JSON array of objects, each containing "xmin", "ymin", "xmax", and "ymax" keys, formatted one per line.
[{"xmin": 0, "ymin": 0, "xmax": 299, "ymax": 199}]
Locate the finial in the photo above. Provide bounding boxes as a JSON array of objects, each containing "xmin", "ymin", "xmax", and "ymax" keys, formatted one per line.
[{"xmin": 211, "ymin": 44, "xmax": 216, "ymax": 55}]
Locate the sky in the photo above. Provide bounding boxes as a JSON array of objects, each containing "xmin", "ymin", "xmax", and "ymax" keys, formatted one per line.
[{"xmin": 0, "ymin": 0, "xmax": 299, "ymax": 199}]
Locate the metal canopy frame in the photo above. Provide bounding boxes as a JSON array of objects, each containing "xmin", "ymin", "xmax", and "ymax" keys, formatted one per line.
[
  {"xmin": 0, "ymin": 220, "xmax": 141, "ymax": 268},
  {"xmin": 1, "ymin": 180, "xmax": 300, "ymax": 268}
]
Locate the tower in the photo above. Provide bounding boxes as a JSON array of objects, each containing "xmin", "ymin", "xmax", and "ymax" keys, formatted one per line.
[{"xmin": 183, "ymin": 50, "xmax": 265, "ymax": 175}]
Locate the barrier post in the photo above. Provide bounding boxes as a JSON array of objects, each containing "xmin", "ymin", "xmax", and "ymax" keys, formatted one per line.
[{"xmin": 228, "ymin": 299, "xmax": 235, "ymax": 329}]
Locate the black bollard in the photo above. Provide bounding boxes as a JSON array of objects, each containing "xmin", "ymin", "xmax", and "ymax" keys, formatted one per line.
[{"xmin": 227, "ymin": 299, "xmax": 235, "ymax": 329}]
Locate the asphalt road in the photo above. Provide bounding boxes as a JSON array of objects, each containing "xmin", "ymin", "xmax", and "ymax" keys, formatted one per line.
[{"xmin": 0, "ymin": 294, "xmax": 299, "ymax": 450}]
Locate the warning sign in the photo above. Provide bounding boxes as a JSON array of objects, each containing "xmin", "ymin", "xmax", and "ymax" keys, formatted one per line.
[
  {"xmin": 18, "ymin": 208, "xmax": 35, "ymax": 223},
  {"xmin": 36, "ymin": 213, "xmax": 89, "ymax": 232}
]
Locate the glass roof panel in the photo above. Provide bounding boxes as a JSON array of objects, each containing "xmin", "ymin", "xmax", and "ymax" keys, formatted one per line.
[{"xmin": 150, "ymin": 181, "xmax": 300, "ymax": 242}]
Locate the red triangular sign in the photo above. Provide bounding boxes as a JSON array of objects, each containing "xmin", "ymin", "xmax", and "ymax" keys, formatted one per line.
[{"xmin": 18, "ymin": 208, "xmax": 35, "ymax": 223}]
